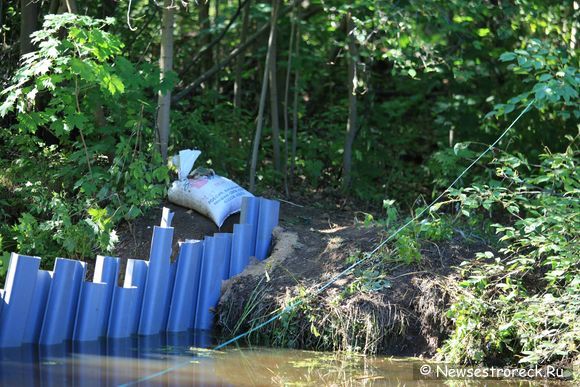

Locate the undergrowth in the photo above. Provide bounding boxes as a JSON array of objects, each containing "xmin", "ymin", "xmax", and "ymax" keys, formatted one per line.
[
  {"xmin": 438, "ymin": 144, "xmax": 579, "ymax": 367},
  {"xmin": 0, "ymin": 15, "xmax": 168, "ymax": 280}
]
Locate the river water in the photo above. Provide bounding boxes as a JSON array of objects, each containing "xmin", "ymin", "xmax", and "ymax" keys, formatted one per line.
[{"xmin": 0, "ymin": 331, "xmax": 571, "ymax": 386}]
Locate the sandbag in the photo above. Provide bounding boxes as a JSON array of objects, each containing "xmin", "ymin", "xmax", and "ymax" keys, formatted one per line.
[{"xmin": 168, "ymin": 149, "xmax": 253, "ymax": 227}]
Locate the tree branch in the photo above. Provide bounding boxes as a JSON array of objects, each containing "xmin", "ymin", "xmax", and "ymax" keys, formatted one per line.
[
  {"xmin": 179, "ymin": 0, "xmax": 251, "ymax": 79},
  {"xmin": 173, "ymin": 0, "xmax": 302, "ymax": 102}
]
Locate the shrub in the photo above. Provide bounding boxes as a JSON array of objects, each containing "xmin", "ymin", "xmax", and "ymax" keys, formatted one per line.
[
  {"xmin": 439, "ymin": 145, "xmax": 579, "ymax": 366},
  {"xmin": 0, "ymin": 14, "xmax": 168, "ymax": 280}
]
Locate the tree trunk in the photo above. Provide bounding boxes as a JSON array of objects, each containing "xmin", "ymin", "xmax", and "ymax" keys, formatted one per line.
[
  {"xmin": 64, "ymin": 0, "xmax": 77, "ymax": 13},
  {"xmin": 290, "ymin": 22, "xmax": 301, "ymax": 185},
  {"xmin": 571, "ymin": 2, "xmax": 578, "ymax": 51},
  {"xmin": 233, "ymin": 0, "xmax": 251, "ymax": 109},
  {"xmin": 342, "ymin": 10, "xmax": 358, "ymax": 190},
  {"xmin": 156, "ymin": 0, "xmax": 175, "ymax": 162},
  {"xmin": 20, "ymin": 0, "xmax": 39, "ymax": 56},
  {"xmin": 268, "ymin": 0, "xmax": 281, "ymax": 173},
  {"xmin": 49, "ymin": 0, "xmax": 60, "ymax": 14},
  {"xmin": 213, "ymin": 0, "xmax": 220, "ymax": 93},
  {"xmin": 283, "ymin": 6, "xmax": 296, "ymax": 194},
  {"xmin": 249, "ymin": 0, "xmax": 279, "ymax": 191},
  {"xmin": 199, "ymin": 0, "xmax": 212, "ymax": 76}
]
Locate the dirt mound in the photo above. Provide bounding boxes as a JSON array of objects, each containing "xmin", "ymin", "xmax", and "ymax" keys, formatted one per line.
[{"xmin": 217, "ymin": 202, "xmax": 486, "ymax": 357}]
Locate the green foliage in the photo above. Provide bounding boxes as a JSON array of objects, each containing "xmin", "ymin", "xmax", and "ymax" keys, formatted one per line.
[
  {"xmin": 344, "ymin": 267, "xmax": 391, "ymax": 296},
  {"xmin": 393, "ymin": 234, "xmax": 422, "ymax": 265},
  {"xmin": 439, "ymin": 145, "xmax": 579, "ymax": 366},
  {"xmin": 0, "ymin": 14, "xmax": 167, "ymax": 277},
  {"xmin": 111, "ymin": 0, "xmax": 577, "ymax": 205},
  {"xmin": 171, "ymin": 93, "xmax": 253, "ymax": 181},
  {"xmin": 490, "ymin": 39, "xmax": 578, "ymax": 118}
]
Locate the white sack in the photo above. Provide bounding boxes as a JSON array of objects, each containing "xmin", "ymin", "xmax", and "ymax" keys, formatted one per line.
[{"xmin": 168, "ymin": 149, "xmax": 253, "ymax": 227}]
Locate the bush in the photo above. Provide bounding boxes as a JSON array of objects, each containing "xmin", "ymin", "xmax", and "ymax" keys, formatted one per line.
[
  {"xmin": 439, "ymin": 145, "xmax": 579, "ymax": 366},
  {"xmin": 0, "ymin": 14, "xmax": 168, "ymax": 280}
]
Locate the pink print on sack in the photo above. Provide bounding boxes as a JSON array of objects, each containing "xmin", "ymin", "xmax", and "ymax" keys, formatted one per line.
[{"xmin": 189, "ymin": 177, "xmax": 208, "ymax": 188}]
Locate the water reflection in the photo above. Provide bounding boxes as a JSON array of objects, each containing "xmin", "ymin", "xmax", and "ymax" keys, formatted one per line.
[
  {"xmin": 0, "ymin": 330, "xmax": 215, "ymax": 386},
  {"xmin": 0, "ymin": 333, "xmax": 571, "ymax": 386}
]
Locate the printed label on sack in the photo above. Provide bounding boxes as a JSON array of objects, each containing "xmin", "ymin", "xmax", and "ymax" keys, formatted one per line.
[
  {"xmin": 189, "ymin": 177, "xmax": 209, "ymax": 189},
  {"xmin": 207, "ymin": 185, "xmax": 247, "ymax": 205}
]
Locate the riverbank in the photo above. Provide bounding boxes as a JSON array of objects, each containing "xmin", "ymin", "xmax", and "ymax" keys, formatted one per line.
[
  {"xmin": 217, "ymin": 201, "xmax": 487, "ymax": 358},
  {"xmin": 113, "ymin": 188, "xmax": 578, "ymax": 375}
]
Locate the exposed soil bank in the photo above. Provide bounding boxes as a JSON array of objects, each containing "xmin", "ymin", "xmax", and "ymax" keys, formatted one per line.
[{"xmin": 217, "ymin": 202, "xmax": 486, "ymax": 357}]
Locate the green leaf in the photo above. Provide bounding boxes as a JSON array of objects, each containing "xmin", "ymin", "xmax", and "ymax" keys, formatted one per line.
[
  {"xmin": 102, "ymin": 74, "xmax": 125, "ymax": 95},
  {"xmin": 70, "ymin": 58, "xmax": 95, "ymax": 81},
  {"xmin": 126, "ymin": 205, "xmax": 142, "ymax": 219},
  {"xmin": 476, "ymin": 28, "xmax": 490, "ymax": 37},
  {"xmin": 499, "ymin": 52, "xmax": 516, "ymax": 62},
  {"xmin": 538, "ymin": 73, "xmax": 552, "ymax": 82}
]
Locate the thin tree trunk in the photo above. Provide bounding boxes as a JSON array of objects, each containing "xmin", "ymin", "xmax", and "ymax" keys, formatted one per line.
[
  {"xmin": 249, "ymin": 0, "xmax": 279, "ymax": 191},
  {"xmin": 213, "ymin": 0, "xmax": 220, "ymax": 93},
  {"xmin": 64, "ymin": 0, "xmax": 77, "ymax": 13},
  {"xmin": 571, "ymin": 2, "xmax": 578, "ymax": 51},
  {"xmin": 233, "ymin": 0, "xmax": 251, "ymax": 109},
  {"xmin": 214, "ymin": 0, "xmax": 220, "ymax": 31},
  {"xmin": 49, "ymin": 0, "xmax": 60, "ymax": 14},
  {"xmin": 20, "ymin": 0, "xmax": 39, "ymax": 56},
  {"xmin": 283, "ymin": 7, "xmax": 296, "ymax": 195},
  {"xmin": 342, "ymin": 10, "xmax": 358, "ymax": 190},
  {"xmin": 290, "ymin": 22, "xmax": 301, "ymax": 183},
  {"xmin": 156, "ymin": 0, "xmax": 175, "ymax": 162},
  {"xmin": 199, "ymin": 0, "xmax": 212, "ymax": 76},
  {"xmin": 268, "ymin": 0, "xmax": 281, "ymax": 173}
]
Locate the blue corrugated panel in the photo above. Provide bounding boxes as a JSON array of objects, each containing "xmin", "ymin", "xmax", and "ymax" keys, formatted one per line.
[
  {"xmin": 161, "ymin": 261, "xmax": 177, "ymax": 330},
  {"xmin": 167, "ymin": 241, "xmax": 203, "ymax": 332},
  {"xmin": 22, "ymin": 270, "xmax": 52, "ymax": 344},
  {"xmin": 0, "ymin": 290, "xmax": 4, "ymax": 320},
  {"xmin": 230, "ymin": 223, "xmax": 252, "ymax": 277},
  {"xmin": 39, "ymin": 258, "xmax": 86, "ymax": 346},
  {"xmin": 138, "ymin": 226, "xmax": 174, "ymax": 335},
  {"xmin": 0, "ymin": 254, "xmax": 41, "ymax": 347},
  {"xmin": 107, "ymin": 259, "xmax": 148, "ymax": 338},
  {"xmin": 194, "ymin": 237, "xmax": 226, "ymax": 330},
  {"xmin": 215, "ymin": 233, "xmax": 233, "ymax": 280},
  {"xmin": 255, "ymin": 198, "xmax": 281, "ymax": 260},
  {"xmin": 73, "ymin": 256, "xmax": 120, "ymax": 341},
  {"xmin": 240, "ymin": 196, "xmax": 260, "ymax": 258}
]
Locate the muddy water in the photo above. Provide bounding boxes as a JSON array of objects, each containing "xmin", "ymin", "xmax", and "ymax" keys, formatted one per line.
[{"xmin": 0, "ymin": 332, "xmax": 571, "ymax": 386}]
